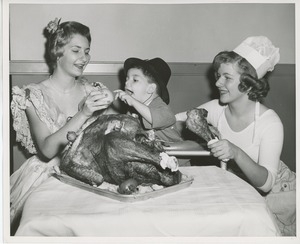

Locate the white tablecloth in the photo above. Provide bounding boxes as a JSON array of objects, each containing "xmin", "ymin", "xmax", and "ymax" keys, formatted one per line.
[{"xmin": 15, "ymin": 166, "xmax": 280, "ymax": 236}]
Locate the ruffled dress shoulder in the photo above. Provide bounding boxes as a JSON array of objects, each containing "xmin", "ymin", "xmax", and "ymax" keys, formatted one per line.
[
  {"xmin": 10, "ymin": 77, "xmax": 106, "ymax": 224},
  {"xmin": 11, "ymin": 77, "xmax": 104, "ymax": 154}
]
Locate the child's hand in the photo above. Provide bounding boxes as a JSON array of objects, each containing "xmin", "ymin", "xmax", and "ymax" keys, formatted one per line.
[
  {"xmin": 113, "ymin": 89, "xmax": 123, "ymax": 100},
  {"xmin": 114, "ymin": 90, "xmax": 135, "ymax": 106}
]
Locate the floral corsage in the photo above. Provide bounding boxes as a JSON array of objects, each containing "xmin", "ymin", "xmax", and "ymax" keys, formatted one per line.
[{"xmin": 46, "ymin": 17, "xmax": 61, "ymax": 34}]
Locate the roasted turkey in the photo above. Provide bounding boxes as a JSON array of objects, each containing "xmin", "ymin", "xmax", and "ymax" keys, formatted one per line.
[{"xmin": 60, "ymin": 114, "xmax": 182, "ymax": 191}]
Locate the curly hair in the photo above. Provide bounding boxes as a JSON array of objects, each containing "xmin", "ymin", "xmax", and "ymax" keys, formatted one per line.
[
  {"xmin": 44, "ymin": 21, "xmax": 91, "ymax": 72},
  {"xmin": 212, "ymin": 51, "xmax": 270, "ymax": 101}
]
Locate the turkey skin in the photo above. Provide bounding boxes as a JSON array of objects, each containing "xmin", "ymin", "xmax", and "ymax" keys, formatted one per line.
[{"xmin": 60, "ymin": 114, "xmax": 182, "ymax": 190}]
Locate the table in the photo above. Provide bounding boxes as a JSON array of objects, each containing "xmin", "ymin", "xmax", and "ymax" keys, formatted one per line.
[{"xmin": 15, "ymin": 166, "xmax": 280, "ymax": 236}]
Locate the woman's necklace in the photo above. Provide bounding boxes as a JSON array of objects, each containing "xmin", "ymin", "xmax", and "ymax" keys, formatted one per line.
[{"xmin": 49, "ymin": 75, "xmax": 77, "ymax": 94}]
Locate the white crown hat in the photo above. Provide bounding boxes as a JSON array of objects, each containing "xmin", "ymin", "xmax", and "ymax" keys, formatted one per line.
[{"xmin": 233, "ymin": 36, "xmax": 280, "ymax": 79}]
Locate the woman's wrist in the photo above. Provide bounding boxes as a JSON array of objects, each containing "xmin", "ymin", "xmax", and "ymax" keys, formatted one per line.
[
  {"xmin": 233, "ymin": 147, "xmax": 243, "ymax": 162},
  {"xmin": 77, "ymin": 109, "xmax": 91, "ymax": 120},
  {"xmin": 68, "ymin": 110, "xmax": 91, "ymax": 133}
]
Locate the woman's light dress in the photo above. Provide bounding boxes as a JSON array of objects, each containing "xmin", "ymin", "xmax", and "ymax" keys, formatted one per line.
[{"xmin": 10, "ymin": 77, "xmax": 107, "ymax": 223}]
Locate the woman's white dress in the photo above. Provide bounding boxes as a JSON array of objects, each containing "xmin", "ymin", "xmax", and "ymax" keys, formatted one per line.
[{"xmin": 10, "ymin": 78, "xmax": 107, "ymax": 223}]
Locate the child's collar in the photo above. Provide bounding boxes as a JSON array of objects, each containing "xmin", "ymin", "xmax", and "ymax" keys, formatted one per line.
[{"xmin": 144, "ymin": 95, "xmax": 159, "ymax": 106}]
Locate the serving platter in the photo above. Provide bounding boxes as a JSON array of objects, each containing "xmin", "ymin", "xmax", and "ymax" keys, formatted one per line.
[{"xmin": 53, "ymin": 172, "xmax": 194, "ymax": 202}]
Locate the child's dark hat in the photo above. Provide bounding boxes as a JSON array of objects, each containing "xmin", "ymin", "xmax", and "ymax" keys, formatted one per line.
[{"xmin": 124, "ymin": 57, "xmax": 171, "ymax": 104}]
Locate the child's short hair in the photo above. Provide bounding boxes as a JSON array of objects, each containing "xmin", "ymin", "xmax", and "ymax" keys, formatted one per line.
[
  {"xmin": 124, "ymin": 58, "xmax": 171, "ymax": 104},
  {"xmin": 128, "ymin": 64, "xmax": 162, "ymax": 98}
]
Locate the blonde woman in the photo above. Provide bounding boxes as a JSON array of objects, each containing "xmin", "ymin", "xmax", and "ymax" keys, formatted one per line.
[
  {"xmin": 176, "ymin": 36, "xmax": 296, "ymax": 236},
  {"xmin": 10, "ymin": 18, "xmax": 113, "ymax": 225}
]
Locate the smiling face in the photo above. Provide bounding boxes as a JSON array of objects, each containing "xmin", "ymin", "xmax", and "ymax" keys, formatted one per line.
[
  {"xmin": 215, "ymin": 63, "xmax": 247, "ymax": 104},
  {"xmin": 57, "ymin": 34, "xmax": 91, "ymax": 77},
  {"xmin": 125, "ymin": 68, "xmax": 155, "ymax": 103}
]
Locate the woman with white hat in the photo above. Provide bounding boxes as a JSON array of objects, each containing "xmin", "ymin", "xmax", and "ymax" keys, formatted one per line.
[{"xmin": 176, "ymin": 36, "xmax": 296, "ymax": 236}]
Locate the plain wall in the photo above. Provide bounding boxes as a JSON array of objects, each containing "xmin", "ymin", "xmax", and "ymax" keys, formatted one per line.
[
  {"xmin": 8, "ymin": 3, "xmax": 296, "ymax": 172},
  {"xmin": 10, "ymin": 63, "xmax": 296, "ymax": 173},
  {"xmin": 9, "ymin": 3, "xmax": 295, "ymax": 63}
]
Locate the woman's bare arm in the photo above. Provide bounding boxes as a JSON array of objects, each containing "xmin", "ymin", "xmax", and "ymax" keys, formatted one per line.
[{"xmin": 26, "ymin": 90, "xmax": 112, "ymax": 159}]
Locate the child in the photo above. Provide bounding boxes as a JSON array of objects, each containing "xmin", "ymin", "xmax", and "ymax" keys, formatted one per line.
[{"xmin": 114, "ymin": 57, "xmax": 184, "ymax": 146}]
